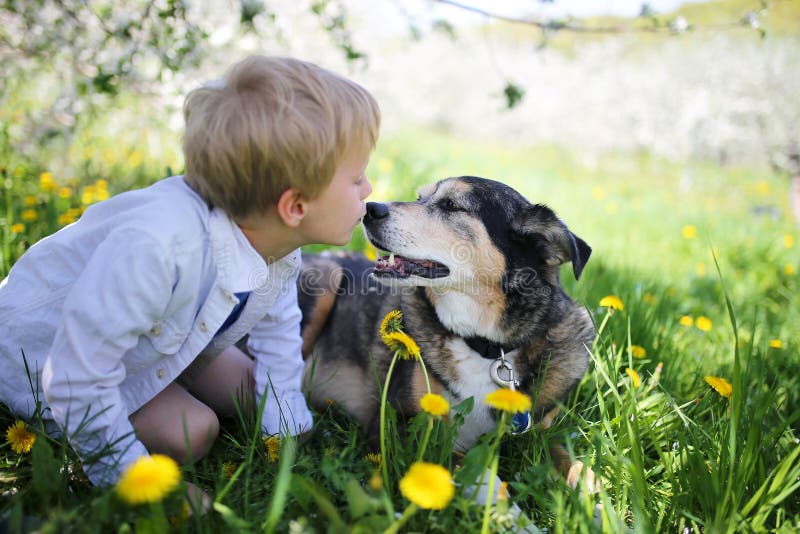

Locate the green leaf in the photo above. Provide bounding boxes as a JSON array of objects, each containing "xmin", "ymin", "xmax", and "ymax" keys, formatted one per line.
[{"xmin": 31, "ymin": 437, "xmax": 60, "ymax": 500}]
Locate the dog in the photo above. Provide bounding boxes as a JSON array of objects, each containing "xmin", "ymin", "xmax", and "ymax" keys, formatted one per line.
[{"xmin": 298, "ymin": 176, "xmax": 595, "ymax": 485}]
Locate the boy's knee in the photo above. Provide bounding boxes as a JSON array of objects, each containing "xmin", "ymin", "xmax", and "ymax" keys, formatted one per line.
[{"xmin": 173, "ymin": 405, "xmax": 219, "ymax": 463}]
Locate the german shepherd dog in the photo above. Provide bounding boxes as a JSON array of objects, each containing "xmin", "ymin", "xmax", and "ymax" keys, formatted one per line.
[{"xmin": 298, "ymin": 176, "xmax": 594, "ymax": 483}]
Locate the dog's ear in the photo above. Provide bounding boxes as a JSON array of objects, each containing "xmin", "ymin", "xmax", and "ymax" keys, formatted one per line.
[{"xmin": 511, "ymin": 204, "xmax": 592, "ymax": 280}]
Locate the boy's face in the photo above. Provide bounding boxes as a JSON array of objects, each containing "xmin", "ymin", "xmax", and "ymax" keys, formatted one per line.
[{"xmin": 301, "ymin": 150, "xmax": 372, "ymax": 246}]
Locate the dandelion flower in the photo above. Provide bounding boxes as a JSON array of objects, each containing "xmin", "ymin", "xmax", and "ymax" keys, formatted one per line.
[
  {"xmin": 399, "ymin": 462, "xmax": 455, "ymax": 510},
  {"xmin": 381, "ymin": 331, "xmax": 420, "ymax": 360},
  {"xmin": 369, "ymin": 469, "xmax": 383, "ymax": 491},
  {"xmin": 625, "ymin": 368, "xmax": 641, "ymax": 388},
  {"xmin": 769, "ymin": 339, "xmax": 783, "ymax": 349},
  {"xmin": 39, "ymin": 172, "xmax": 56, "ymax": 192},
  {"xmin": 785, "ymin": 264, "xmax": 796, "ymax": 276},
  {"xmin": 379, "ymin": 309, "xmax": 403, "ymax": 336},
  {"xmin": 704, "ymin": 376, "xmax": 732, "ymax": 399},
  {"xmin": 263, "ymin": 435, "xmax": 280, "ymax": 462},
  {"xmin": 682, "ymin": 225, "xmax": 697, "ymax": 239},
  {"xmin": 115, "ymin": 454, "xmax": 181, "ymax": 504},
  {"xmin": 10, "ymin": 223, "xmax": 25, "ymax": 234},
  {"xmin": 420, "ymin": 393, "xmax": 450, "ymax": 416},
  {"xmin": 599, "ymin": 295, "xmax": 624, "ymax": 311},
  {"xmin": 364, "ymin": 452, "xmax": 382, "ymax": 467},
  {"xmin": 485, "ymin": 388, "xmax": 532, "ymax": 414},
  {"xmin": 23, "ymin": 195, "xmax": 37, "ymax": 206},
  {"xmin": 20, "ymin": 209, "xmax": 37, "ymax": 222},
  {"xmin": 696, "ymin": 316, "xmax": 712, "ymax": 332},
  {"xmin": 58, "ymin": 187, "xmax": 72, "ymax": 199},
  {"xmin": 629, "ymin": 345, "xmax": 647, "ymax": 359},
  {"xmin": 6, "ymin": 421, "xmax": 36, "ymax": 454},
  {"xmin": 679, "ymin": 315, "xmax": 694, "ymax": 327},
  {"xmin": 643, "ymin": 293, "xmax": 657, "ymax": 304},
  {"xmin": 784, "ymin": 234, "xmax": 795, "ymax": 249},
  {"xmin": 223, "ymin": 462, "xmax": 237, "ymax": 479}
]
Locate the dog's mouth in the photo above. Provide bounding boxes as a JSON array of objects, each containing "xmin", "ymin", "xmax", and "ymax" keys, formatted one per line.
[{"xmin": 374, "ymin": 252, "xmax": 450, "ymax": 279}]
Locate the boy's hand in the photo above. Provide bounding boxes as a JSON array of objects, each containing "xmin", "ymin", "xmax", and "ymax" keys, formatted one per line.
[{"xmin": 185, "ymin": 481, "xmax": 212, "ymax": 516}]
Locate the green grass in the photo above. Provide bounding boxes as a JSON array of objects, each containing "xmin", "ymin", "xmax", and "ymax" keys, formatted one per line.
[{"xmin": 1, "ymin": 127, "xmax": 799, "ymax": 532}]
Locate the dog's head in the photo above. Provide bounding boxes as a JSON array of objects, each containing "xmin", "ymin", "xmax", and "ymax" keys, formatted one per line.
[{"xmin": 363, "ymin": 176, "xmax": 591, "ymax": 342}]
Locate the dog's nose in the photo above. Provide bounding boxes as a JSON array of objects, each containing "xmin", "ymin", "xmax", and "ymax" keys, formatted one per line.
[{"xmin": 365, "ymin": 202, "xmax": 389, "ymax": 221}]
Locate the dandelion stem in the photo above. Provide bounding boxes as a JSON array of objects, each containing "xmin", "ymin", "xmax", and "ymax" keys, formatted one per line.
[
  {"xmin": 380, "ymin": 351, "xmax": 400, "ymax": 501},
  {"xmin": 418, "ymin": 356, "xmax": 431, "ymax": 394},
  {"xmin": 417, "ymin": 416, "xmax": 434, "ymax": 462},
  {"xmin": 383, "ymin": 503, "xmax": 418, "ymax": 534},
  {"xmin": 480, "ymin": 413, "xmax": 506, "ymax": 534}
]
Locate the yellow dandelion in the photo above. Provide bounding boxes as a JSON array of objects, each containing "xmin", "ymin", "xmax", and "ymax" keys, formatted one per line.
[
  {"xmin": 682, "ymin": 225, "xmax": 697, "ymax": 239},
  {"xmin": 591, "ymin": 186, "xmax": 606, "ymax": 201},
  {"xmin": 81, "ymin": 185, "xmax": 96, "ymax": 205},
  {"xmin": 223, "ymin": 461, "xmax": 237, "ymax": 478},
  {"xmin": 58, "ymin": 212, "xmax": 77, "ymax": 226},
  {"xmin": 783, "ymin": 234, "xmax": 794, "ymax": 249},
  {"xmin": 785, "ymin": 264, "xmax": 795, "ymax": 276},
  {"xmin": 379, "ymin": 309, "xmax": 403, "ymax": 337},
  {"xmin": 629, "ymin": 345, "xmax": 647, "ymax": 359},
  {"xmin": 704, "ymin": 376, "xmax": 732, "ymax": 399},
  {"xmin": 485, "ymin": 388, "xmax": 532, "ymax": 414},
  {"xmin": 643, "ymin": 293, "xmax": 657, "ymax": 304},
  {"xmin": 381, "ymin": 331, "xmax": 421, "ymax": 360},
  {"xmin": 768, "ymin": 339, "xmax": 783, "ymax": 349},
  {"xmin": 679, "ymin": 315, "xmax": 694, "ymax": 327},
  {"xmin": 599, "ymin": 295, "xmax": 624, "ymax": 311},
  {"xmin": 115, "ymin": 454, "xmax": 181, "ymax": 504},
  {"xmin": 369, "ymin": 469, "xmax": 383, "ymax": 491},
  {"xmin": 39, "ymin": 172, "xmax": 56, "ymax": 192},
  {"xmin": 364, "ymin": 242, "xmax": 378, "ymax": 262},
  {"xmin": 696, "ymin": 316, "xmax": 712, "ymax": 332},
  {"xmin": 498, "ymin": 481, "xmax": 509, "ymax": 501},
  {"xmin": 20, "ymin": 209, "xmax": 37, "ymax": 222},
  {"xmin": 23, "ymin": 195, "xmax": 37, "ymax": 206},
  {"xmin": 695, "ymin": 263, "xmax": 707, "ymax": 276},
  {"xmin": 399, "ymin": 462, "xmax": 455, "ymax": 510},
  {"xmin": 10, "ymin": 223, "xmax": 25, "ymax": 234},
  {"xmin": 363, "ymin": 452, "xmax": 382, "ymax": 467},
  {"xmin": 6, "ymin": 421, "xmax": 36, "ymax": 454},
  {"xmin": 95, "ymin": 179, "xmax": 108, "ymax": 190},
  {"xmin": 625, "ymin": 368, "xmax": 641, "ymax": 388},
  {"xmin": 755, "ymin": 180, "xmax": 770, "ymax": 195},
  {"xmin": 95, "ymin": 188, "xmax": 110, "ymax": 201},
  {"xmin": 58, "ymin": 187, "xmax": 72, "ymax": 199},
  {"xmin": 128, "ymin": 151, "xmax": 143, "ymax": 167},
  {"xmin": 420, "ymin": 393, "xmax": 450, "ymax": 416},
  {"xmin": 263, "ymin": 435, "xmax": 280, "ymax": 462}
]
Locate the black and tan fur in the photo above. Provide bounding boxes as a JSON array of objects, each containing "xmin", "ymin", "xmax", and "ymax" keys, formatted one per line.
[{"xmin": 298, "ymin": 176, "xmax": 594, "ymax": 481}]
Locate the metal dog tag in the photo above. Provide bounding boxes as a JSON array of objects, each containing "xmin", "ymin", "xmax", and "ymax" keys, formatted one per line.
[{"xmin": 490, "ymin": 357, "xmax": 520, "ymax": 390}]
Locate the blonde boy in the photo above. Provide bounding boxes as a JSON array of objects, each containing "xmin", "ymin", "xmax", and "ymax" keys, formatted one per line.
[{"xmin": 0, "ymin": 56, "xmax": 379, "ymax": 494}]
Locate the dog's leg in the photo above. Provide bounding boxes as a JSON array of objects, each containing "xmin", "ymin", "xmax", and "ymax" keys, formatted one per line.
[{"xmin": 300, "ymin": 266, "xmax": 343, "ymax": 358}]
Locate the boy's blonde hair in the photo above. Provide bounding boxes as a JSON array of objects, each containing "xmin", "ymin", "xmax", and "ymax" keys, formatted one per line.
[{"xmin": 183, "ymin": 56, "xmax": 380, "ymax": 219}]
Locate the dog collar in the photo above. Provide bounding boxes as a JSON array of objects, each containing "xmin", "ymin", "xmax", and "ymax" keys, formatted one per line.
[
  {"xmin": 463, "ymin": 336, "xmax": 517, "ymax": 360},
  {"xmin": 464, "ymin": 337, "xmax": 532, "ymax": 436}
]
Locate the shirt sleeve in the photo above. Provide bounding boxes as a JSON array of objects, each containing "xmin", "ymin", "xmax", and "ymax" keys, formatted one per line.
[
  {"xmin": 41, "ymin": 229, "xmax": 173, "ymax": 486},
  {"xmin": 247, "ymin": 269, "xmax": 313, "ymax": 436}
]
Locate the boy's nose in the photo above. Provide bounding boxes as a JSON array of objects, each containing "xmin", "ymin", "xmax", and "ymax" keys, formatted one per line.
[{"xmin": 365, "ymin": 202, "xmax": 389, "ymax": 221}]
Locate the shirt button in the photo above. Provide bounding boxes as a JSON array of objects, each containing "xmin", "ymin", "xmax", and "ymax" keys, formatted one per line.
[
  {"xmin": 150, "ymin": 324, "xmax": 161, "ymax": 336},
  {"xmin": 223, "ymin": 290, "xmax": 235, "ymax": 302},
  {"xmin": 156, "ymin": 368, "xmax": 165, "ymax": 379},
  {"xmin": 199, "ymin": 322, "xmax": 208, "ymax": 332}
]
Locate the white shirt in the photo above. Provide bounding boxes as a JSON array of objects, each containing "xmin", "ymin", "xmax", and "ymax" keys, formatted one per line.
[{"xmin": 0, "ymin": 176, "xmax": 313, "ymax": 486}]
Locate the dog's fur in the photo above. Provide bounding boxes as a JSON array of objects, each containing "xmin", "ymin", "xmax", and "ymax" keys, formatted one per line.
[{"xmin": 298, "ymin": 176, "xmax": 594, "ymax": 475}]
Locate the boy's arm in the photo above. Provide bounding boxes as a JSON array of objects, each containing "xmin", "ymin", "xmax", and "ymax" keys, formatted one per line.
[
  {"xmin": 41, "ymin": 229, "xmax": 174, "ymax": 486},
  {"xmin": 247, "ymin": 275, "xmax": 313, "ymax": 436}
]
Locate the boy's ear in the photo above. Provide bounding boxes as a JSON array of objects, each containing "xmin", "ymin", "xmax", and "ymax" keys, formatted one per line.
[{"xmin": 276, "ymin": 188, "xmax": 307, "ymax": 227}]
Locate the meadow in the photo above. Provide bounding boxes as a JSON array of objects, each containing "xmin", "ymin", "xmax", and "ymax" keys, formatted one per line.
[{"xmin": 1, "ymin": 126, "xmax": 799, "ymax": 533}]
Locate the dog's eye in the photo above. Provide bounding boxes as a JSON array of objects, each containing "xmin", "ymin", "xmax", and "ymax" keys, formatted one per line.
[{"xmin": 439, "ymin": 199, "xmax": 463, "ymax": 212}]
